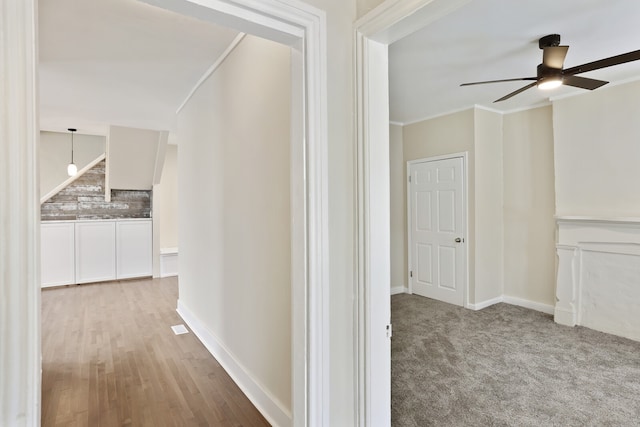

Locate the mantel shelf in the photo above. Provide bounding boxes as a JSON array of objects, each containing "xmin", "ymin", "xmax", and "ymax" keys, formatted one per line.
[{"xmin": 555, "ymin": 215, "xmax": 640, "ymax": 225}]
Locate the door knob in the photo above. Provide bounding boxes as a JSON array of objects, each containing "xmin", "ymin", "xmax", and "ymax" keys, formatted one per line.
[{"xmin": 455, "ymin": 237, "xmax": 462, "ymax": 243}]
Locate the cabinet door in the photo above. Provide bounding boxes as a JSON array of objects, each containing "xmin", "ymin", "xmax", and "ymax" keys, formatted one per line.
[
  {"xmin": 41, "ymin": 222, "xmax": 75, "ymax": 287},
  {"xmin": 75, "ymin": 221, "xmax": 117, "ymax": 284},
  {"xmin": 116, "ymin": 220, "xmax": 152, "ymax": 279}
]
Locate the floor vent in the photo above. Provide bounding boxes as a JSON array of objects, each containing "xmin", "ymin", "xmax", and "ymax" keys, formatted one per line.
[{"xmin": 171, "ymin": 324, "xmax": 189, "ymax": 335}]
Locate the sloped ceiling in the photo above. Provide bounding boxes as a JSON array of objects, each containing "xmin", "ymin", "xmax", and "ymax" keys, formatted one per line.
[
  {"xmin": 390, "ymin": 0, "xmax": 640, "ymax": 124},
  {"xmin": 39, "ymin": 0, "xmax": 240, "ymax": 135}
]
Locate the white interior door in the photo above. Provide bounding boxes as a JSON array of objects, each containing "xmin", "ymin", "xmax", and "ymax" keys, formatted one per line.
[{"xmin": 408, "ymin": 156, "xmax": 466, "ymax": 306}]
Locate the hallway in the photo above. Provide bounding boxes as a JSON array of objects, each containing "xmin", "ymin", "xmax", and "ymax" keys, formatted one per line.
[{"xmin": 41, "ymin": 277, "xmax": 269, "ymax": 426}]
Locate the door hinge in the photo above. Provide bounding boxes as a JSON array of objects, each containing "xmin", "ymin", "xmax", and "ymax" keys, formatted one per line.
[
  {"xmin": 386, "ymin": 324, "xmax": 392, "ymax": 338},
  {"xmin": 410, "ymin": 270, "xmax": 413, "ymax": 278},
  {"xmin": 408, "ymin": 175, "xmax": 411, "ymax": 183}
]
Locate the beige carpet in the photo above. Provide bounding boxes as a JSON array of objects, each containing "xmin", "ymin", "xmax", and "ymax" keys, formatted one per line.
[{"xmin": 391, "ymin": 294, "xmax": 640, "ymax": 427}]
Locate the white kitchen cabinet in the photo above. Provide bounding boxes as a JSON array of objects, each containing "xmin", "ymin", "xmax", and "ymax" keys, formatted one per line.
[
  {"xmin": 41, "ymin": 222, "xmax": 75, "ymax": 287},
  {"xmin": 116, "ymin": 220, "xmax": 152, "ymax": 279},
  {"xmin": 41, "ymin": 219, "xmax": 153, "ymax": 287},
  {"xmin": 75, "ymin": 220, "xmax": 117, "ymax": 284}
]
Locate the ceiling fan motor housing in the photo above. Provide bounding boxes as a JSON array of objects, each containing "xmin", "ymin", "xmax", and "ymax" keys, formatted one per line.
[
  {"xmin": 539, "ymin": 34, "xmax": 561, "ymax": 49},
  {"xmin": 537, "ymin": 63, "xmax": 562, "ymax": 81}
]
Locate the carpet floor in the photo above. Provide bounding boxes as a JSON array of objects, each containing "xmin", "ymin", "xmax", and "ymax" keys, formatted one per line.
[{"xmin": 391, "ymin": 294, "xmax": 640, "ymax": 427}]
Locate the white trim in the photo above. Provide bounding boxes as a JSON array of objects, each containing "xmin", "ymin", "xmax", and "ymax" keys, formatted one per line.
[
  {"xmin": 555, "ymin": 215, "xmax": 640, "ymax": 225},
  {"xmin": 503, "ymin": 296, "xmax": 555, "ymax": 315},
  {"xmin": 388, "ymin": 120, "xmax": 403, "ymax": 126},
  {"xmin": 390, "ymin": 286, "xmax": 407, "ymax": 295},
  {"xmin": 473, "ymin": 104, "xmax": 503, "ymax": 115},
  {"xmin": 467, "ymin": 295, "xmax": 555, "ymax": 314},
  {"xmin": 1, "ymin": 0, "xmax": 41, "ymax": 424},
  {"xmin": 40, "ymin": 153, "xmax": 106, "ymax": 204},
  {"xmin": 500, "ymin": 101, "xmax": 551, "ymax": 115},
  {"xmin": 355, "ymin": 0, "xmax": 471, "ymax": 43},
  {"xmin": 406, "ymin": 153, "xmax": 469, "ymax": 308},
  {"xmin": 401, "ymin": 105, "xmax": 475, "ymax": 127},
  {"xmin": 397, "ymin": 102, "xmax": 552, "ymax": 128},
  {"xmin": 160, "ymin": 249, "xmax": 179, "ymax": 278},
  {"xmin": 467, "ymin": 296, "xmax": 503, "ymax": 311},
  {"xmin": 175, "ymin": 32, "xmax": 246, "ymax": 114},
  {"xmin": 355, "ymin": 35, "xmax": 392, "ymax": 427},
  {"xmin": 177, "ymin": 300, "xmax": 292, "ymax": 427}
]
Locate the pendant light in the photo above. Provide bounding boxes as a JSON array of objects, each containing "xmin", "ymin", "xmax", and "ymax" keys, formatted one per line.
[{"xmin": 67, "ymin": 128, "xmax": 77, "ymax": 176}]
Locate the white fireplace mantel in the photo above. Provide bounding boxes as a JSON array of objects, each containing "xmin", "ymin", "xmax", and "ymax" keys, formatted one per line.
[{"xmin": 555, "ymin": 216, "xmax": 640, "ymax": 341}]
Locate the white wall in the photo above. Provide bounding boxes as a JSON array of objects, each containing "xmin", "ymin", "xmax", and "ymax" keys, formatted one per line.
[
  {"xmin": 108, "ymin": 125, "xmax": 163, "ymax": 190},
  {"xmin": 389, "ymin": 124, "xmax": 406, "ymax": 291},
  {"xmin": 503, "ymin": 106, "xmax": 556, "ymax": 306},
  {"xmin": 40, "ymin": 131, "xmax": 105, "ymax": 197},
  {"xmin": 473, "ymin": 108, "xmax": 503, "ymax": 303},
  {"xmin": 178, "ymin": 1, "xmax": 360, "ymax": 422},
  {"xmin": 553, "ymin": 80, "xmax": 640, "ymax": 217},
  {"xmin": 156, "ymin": 144, "xmax": 178, "ymax": 249},
  {"xmin": 178, "ymin": 34, "xmax": 291, "ymax": 414}
]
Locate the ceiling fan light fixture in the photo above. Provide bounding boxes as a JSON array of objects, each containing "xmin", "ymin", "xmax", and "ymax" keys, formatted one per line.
[{"xmin": 537, "ymin": 78, "xmax": 563, "ymax": 90}]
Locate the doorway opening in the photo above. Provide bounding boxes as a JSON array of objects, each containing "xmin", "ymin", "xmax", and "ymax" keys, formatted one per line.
[
  {"xmin": 355, "ymin": 0, "xmax": 471, "ymax": 424},
  {"xmin": 3, "ymin": 1, "xmax": 329, "ymax": 425}
]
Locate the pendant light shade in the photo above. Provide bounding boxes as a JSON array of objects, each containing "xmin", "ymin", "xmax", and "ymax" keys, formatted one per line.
[{"xmin": 67, "ymin": 128, "xmax": 77, "ymax": 177}]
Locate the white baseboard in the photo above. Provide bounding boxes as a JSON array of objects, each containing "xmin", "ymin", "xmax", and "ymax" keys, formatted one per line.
[
  {"xmin": 467, "ymin": 296, "xmax": 503, "ymax": 311},
  {"xmin": 176, "ymin": 300, "xmax": 292, "ymax": 427},
  {"xmin": 466, "ymin": 294, "xmax": 556, "ymax": 315},
  {"xmin": 160, "ymin": 249, "xmax": 178, "ymax": 277},
  {"xmin": 503, "ymin": 295, "xmax": 555, "ymax": 315},
  {"xmin": 390, "ymin": 286, "xmax": 408, "ymax": 295},
  {"xmin": 554, "ymin": 306, "xmax": 576, "ymax": 326}
]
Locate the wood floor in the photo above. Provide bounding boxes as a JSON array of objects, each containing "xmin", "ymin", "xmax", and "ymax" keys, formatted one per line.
[{"xmin": 41, "ymin": 277, "xmax": 270, "ymax": 427}]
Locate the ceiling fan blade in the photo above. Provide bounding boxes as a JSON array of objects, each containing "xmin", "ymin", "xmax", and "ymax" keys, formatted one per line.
[
  {"xmin": 564, "ymin": 49, "xmax": 640, "ymax": 75},
  {"xmin": 494, "ymin": 82, "xmax": 537, "ymax": 102},
  {"xmin": 461, "ymin": 77, "xmax": 536, "ymax": 86},
  {"xmin": 562, "ymin": 75, "xmax": 608, "ymax": 90},
  {"xmin": 543, "ymin": 46, "xmax": 569, "ymax": 69}
]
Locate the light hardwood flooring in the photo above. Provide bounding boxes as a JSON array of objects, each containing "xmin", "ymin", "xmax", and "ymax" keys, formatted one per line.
[{"xmin": 41, "ymin": 277, "xmax": 270, "ymax": 427}]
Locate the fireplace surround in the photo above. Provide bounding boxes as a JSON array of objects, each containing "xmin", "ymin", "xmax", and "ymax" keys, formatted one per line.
[{"xmin": 555, "ymin": 216, "xmax": 640, "ymax": 341}]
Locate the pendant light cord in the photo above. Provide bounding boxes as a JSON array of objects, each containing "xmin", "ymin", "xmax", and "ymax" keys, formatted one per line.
[{"xmin": 68, "ymin": 128, "xmax": 77, "ymax": 163}]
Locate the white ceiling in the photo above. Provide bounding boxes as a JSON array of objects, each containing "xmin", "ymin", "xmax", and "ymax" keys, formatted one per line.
[
  {"xmin": 39, "ymin": 0, "xmax": 640, "ymax": 132},
  {"xmin": 39, "ymin": 0, "xmax": 240, "ymax": 135},
  {"xmin": 389, "ymin": 0, "xmax": 640, "ymax": 124}
]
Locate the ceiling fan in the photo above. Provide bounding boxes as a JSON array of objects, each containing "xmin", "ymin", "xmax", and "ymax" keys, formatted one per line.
[{"xmin": 461, "ymin": 34, "xmax": 640, "ymax": 102}]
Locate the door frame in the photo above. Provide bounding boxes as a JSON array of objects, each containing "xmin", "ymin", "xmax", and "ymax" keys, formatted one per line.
[
  {"xmin": 406, "ymin": 153, "xmax": 469, "ymax": 306},
  {"xmin": 3, "ymin": 0, "xmax": 329, "ymax": 425},
  {"xmin": 355, "ymin": 0, "xmax": 472, "ymax": 424}
]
